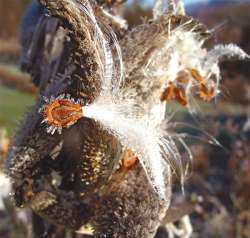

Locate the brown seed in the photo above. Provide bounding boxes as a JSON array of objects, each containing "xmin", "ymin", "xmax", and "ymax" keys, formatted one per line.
[
  {"xmin": 122, "ymin": 149, "xmax": 138, "ymax": 169},
  {"xmin": 43, "ymin": 99, "xmax": 83, "ymax": 127},
  {"xmin": 161, "ymin": 82, "xmax": 175, "ymax": 102},
  {"xmin": 199, "ymin": 83, "xmax": 215, "ymax": 101},
  {"xmin": 174, "ymin": 87, "xmax": 188, "ymax": 106},
  {"xmin": 190, "ymin": 68, "xmax": 205, "ymax": 83}
]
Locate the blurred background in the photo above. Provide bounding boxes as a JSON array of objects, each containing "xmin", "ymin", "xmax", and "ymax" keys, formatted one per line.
[{"xmin": 0, "ymin": 0, "xmax": 249, "ymax": 237}]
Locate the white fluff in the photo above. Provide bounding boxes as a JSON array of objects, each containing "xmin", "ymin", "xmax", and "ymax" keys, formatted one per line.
[
  {"xmin": 77, "ymin": 1, "xmax": 113, "ymax": 91},
  {"xmin": 144, "ymin": 19, "xmax": 249, "ymax": 106},
  {"xmin": 77, "ymin": 0, "xmax": 248, "ymax": 201},
  {"xmin": 76, "ymin": 0, "xmax": 124, "ymax": 93},
  {"xmin": 0, "ymin": 173, "xmax": 11, "ymax": 209},
  {"xmin": 153, "ymin": 0, "xmax": 186, "ymax": 19},
  {"xmin": 205, "ymin": 43, "xmax": 250, "ymax": 68},
  {"xmin": 84, "ymin": 99, "xmax": 172, "ymax": 201},
  {"xmin": 43, "ymin": 0, "xmax": 249, "ymax": 203},
  {"xmin": 74, "ymin": 0, "xmax": 171, "ymax": 201}
]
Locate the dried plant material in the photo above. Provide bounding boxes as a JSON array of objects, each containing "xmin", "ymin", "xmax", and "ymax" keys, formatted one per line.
[
  {"xmin": 39, "ymin": 0, "xmax": 249, "ymax": 208},
  {"xmin": 38, "ymin": 0, "xmax": 172, "ymax": 202},
  {"xmin": 6, "ymin": 0, "xmax": 250, "ymax": 237},
  {"xmin": 142, "ymin": 12, "xmax": 249, "ymax": 109}
]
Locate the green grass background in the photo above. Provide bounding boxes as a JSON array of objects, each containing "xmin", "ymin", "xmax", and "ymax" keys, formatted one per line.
[{"xmin": 0, "ymin": 85, "xmax": 35, "ymax": 135}]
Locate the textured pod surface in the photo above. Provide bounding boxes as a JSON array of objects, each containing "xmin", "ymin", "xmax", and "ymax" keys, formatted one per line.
[
  {"xmin": 7, "ymin": 1, "xmax": 170, "ymax": 237},
  {"xmin": 7, "ymin": 0, "xmax": 248, "ymax": 237}
]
